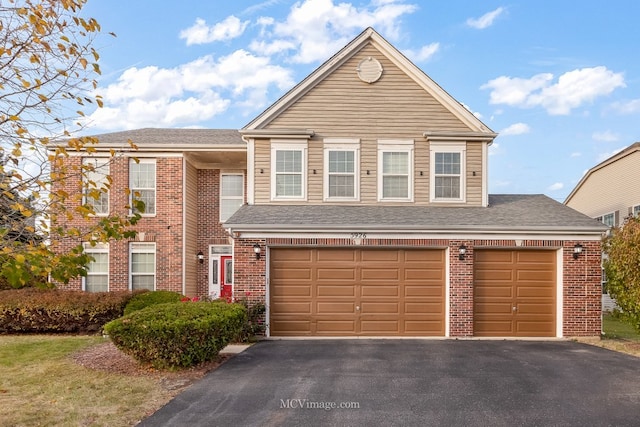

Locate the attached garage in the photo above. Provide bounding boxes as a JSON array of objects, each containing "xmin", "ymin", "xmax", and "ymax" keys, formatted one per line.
[
  {"xmin": 269, "ymin": 248, "xmax": 445, "ymax": 336},
  {"xmin": 473, "ymin": 249, "xmax": 557, "ymax": 337}
]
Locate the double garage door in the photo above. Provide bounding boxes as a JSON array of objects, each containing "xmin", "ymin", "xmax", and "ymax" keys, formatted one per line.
[{"xmin": 269, "ymin": 248, "xmax": 556, "ymax": 337}]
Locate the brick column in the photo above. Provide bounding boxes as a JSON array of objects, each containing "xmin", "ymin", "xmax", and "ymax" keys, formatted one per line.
[{"xmin": 449, "ymin": 240, "xmax": 474, "ymax": 337}]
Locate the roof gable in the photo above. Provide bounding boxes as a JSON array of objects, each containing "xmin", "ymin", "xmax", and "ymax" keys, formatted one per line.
[{"xmin": 243, "ymin": 27, "xmax": 493, "ymax": 135}]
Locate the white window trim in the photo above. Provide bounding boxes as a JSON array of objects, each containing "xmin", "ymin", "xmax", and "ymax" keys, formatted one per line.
[
  {"xmin": 270, "ymin": 141, "xmax": 308, "ymax": 201},
  {"xmin": 219, "ymin": 172, "xmax": 245, "ymax": 223},
  {"xmin": 129, "ymin": 242, "xmax": 156, "ymax": 291},
  {"xmin": 377, "ymin": 139, "xmax": 414, "ymax": 202},
  {"xmin": 633, "ymin": 204, "xmax": 640, "ymax": 217},
  {"xmin": 599, "ymin": 211, "xmax": 616, "ymax": 227},
  {"xmin": 323, "ymin": 138, "xmax": 360, "ymax": 202},
  {"xmin": 82, "ymin": 158, "xmax": 110, "ymax": 217},
  {"xmin": 129, "ymin": 158, "xmax": 156, "ymax": 217},
  {"xmin": 429, "ymin": 142, "xmax": 466, "ymax": 203},
  {"xmin": 82, "ymin": 243, "xmax": 109, "ymax": 292}
]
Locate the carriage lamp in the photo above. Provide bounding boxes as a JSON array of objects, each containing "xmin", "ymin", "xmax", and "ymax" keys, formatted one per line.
[
  {"xmin": 197, "ymin": 251, "xmax": 204, "ymax": 264},
  {"xmin": 573, "ymin": 243, "xmax": 583, "ymax": 260},
  {"xmin": 253, "ymin": 243, "xmax": 262, "ymax": 260},
  {"xmin": 458, "ymin": 244, "xmax": 467, "ymax": 261}
]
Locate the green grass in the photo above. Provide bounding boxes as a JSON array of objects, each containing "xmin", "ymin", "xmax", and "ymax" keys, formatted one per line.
[
  {"xmin": 0, "ymin": 335, "xmax": 171, "ymax": 426},
  {"xmin": 603, "ymin": 313, "xmax": 640, "ymax": 341}
]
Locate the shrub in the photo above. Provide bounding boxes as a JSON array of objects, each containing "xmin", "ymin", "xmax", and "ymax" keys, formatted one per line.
[
  {"xmin": 104, "ymin": 301, "xmax": 247, "ymax": 369},
  {"xmin": 123, "ymin": 290, "xmax": 183, "ymax": 315},
  {"xmin": 0, "ymin": 288, "xmax": 141, "ymax": 334},
  {"xmin": 232, "ymin": 298, "xmax": 266, "ymax": 342}
]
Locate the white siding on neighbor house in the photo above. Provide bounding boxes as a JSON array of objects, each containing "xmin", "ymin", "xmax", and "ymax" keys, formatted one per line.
[{"xmin": 566, "ymin": 150, "xmax": 640, "ymax": 226}]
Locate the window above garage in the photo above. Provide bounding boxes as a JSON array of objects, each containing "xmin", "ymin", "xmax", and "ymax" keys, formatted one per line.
[
  {"xmin": 430, "ymin": 142, "xmax": 466, "ymax": 203},
  {"xmin": 323, "ymin": 138, "xmax": 360, "ymax": 202}
]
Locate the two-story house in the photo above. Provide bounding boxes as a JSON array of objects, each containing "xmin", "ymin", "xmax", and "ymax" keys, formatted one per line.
[{"xmin": 59, "ymin": 28, "xmax": 605, "ymax": 338}]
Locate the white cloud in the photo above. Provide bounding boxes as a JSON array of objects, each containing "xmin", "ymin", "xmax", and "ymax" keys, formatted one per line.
[
  {"xmin": 466, "ymin": 7, "xmax": 505, "ymax": 29},
  {"xmin": 179, "ymin": 16, "xmax": 249, "ymax": 45},
  {"xmin": 86, "ymin": 51, "xmax": 294, "ymax": 130},
  {"xmin": 547, "ymin": 182, "xmax": 564, "ymax": 191},
  {"xmin": 611, "ymin": 99, "xmax": 640, "ymax": 114},
  {"xmin": 481, "ymin": 66, "xmax": 625, "ymax": 115},
  {"xmin": 250, "ymin": 0, "xmax": 418, "ymax": 63},
  {"xmin": 461, "ymin": 103, "xmax": 483, "ymax": 119},
  {"xmin": 500, "ymin": 122, "xmax": 530, "ymax": 136},
  {"xmin": 570, "ymin": 152, "xmax": 581, "ymax": 158},
  {"xmin": 404, "ymin": 42, "xmax": 440, "ymax": 62},
  {"xmin": 592, "ymin": 130, "xmax": 619, "ymax": 142}
]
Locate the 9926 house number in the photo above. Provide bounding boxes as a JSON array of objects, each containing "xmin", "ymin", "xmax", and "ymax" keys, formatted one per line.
[{"xmin": 350, "ymin": 233, "xmax": 367, "ymax": 239}]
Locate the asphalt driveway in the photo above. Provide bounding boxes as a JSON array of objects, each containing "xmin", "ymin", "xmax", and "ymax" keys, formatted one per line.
[{"xmin": 139, "ymin": 340, "xmax": 640, "ymax": 426}]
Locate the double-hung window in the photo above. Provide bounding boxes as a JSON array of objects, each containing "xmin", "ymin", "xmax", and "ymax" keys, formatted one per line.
[
  {"xmin": 220, "ymin": 173, "xmax": 244, "ymax": 222},
  {"xmin": 430, "ymin": 143, "xmax": 466, "ymax": 202},
  {"xmin": 82, "ymin": 158, "xmax": 109, "ymax": 215},
  {"xmin": 633, "ymin": 205, "xmax": 640, "ymax": 217},
  {"xmin": 601, "ymin": 212, "xmax": 615, "ymax": 227},
  {"xmin": 130, "ymin": 243, "xmax": 156, "ymax": 291},
  {"xmin": 271, "ymin": 141, "xmax": 307, "ymax": 200},
  {"xmin": 324, "ymin": 139, "xmax": 360, "ymax": 201},
  {"xmin": 83, "ymin": 243, "xmax": 108, "ymax": 292},
  {"xmin": 130, "ymin": 158, "xmax": 156, "ymax": 215},
  {"xmin": 378, "ymin": 140, "xmax": 414, "ymax": 201}
]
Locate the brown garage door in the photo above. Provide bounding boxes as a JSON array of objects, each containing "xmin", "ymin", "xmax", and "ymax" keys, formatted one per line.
[
  {"xmin": 270, "ymin": 248, "xmax": 445, "ymax": 336},
  {"xmin": 474, "ymin": 249, "xmax": 556, "ymax": 337}
]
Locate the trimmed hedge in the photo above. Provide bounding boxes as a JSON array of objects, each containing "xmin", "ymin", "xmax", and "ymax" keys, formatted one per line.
[
  {"xmin": 0, "ymin": 288, "xmax": 141, "ymax": 334},
  {"xmin": 123, "ymin": 290, "xmax": 183, "ymax": 315},
  {"xmin": 104, "ymin": 301, "xmax": 247, "ymax": 369}
]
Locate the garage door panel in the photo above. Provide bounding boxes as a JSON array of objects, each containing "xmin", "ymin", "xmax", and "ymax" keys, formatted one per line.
[
  {"xmin": 360, "ymin": 301, "xmax": 399, "ymax": 314},
  {"xmin": 316, "ymin": 320, "xmax": 357, "ymax": 334},
  {"xmin": 405, "ymin": 285, "xmax": 442, "ymax": 297},
  {"xmin": 361, "ymin": 268, "xmax": 399, "ymax": 280},
  {"xmin": 316, "ymin": 302, "xmax": 355, "ymax": 314},
  {"xmin": 272, "ymin": 249, "xmax": 312, "ymax": 262},
  {"xmin": 317, "ymin": 268, "xmax": 356, "ymax": 280},
  {"xmin": 317, "ymin": 284, "xmax": 355, "ymax": 297},
  {"xmin": 271, "ymin": 301, "xmax": 312, "ymax": 314},
  {"xmin": 271, "ymin": 285, "xmax": 311, "ymax": 297},
  {"xmin": 270, "ymin": 248, "xmax": 445, "ymax": 336},
  {"xmin": 316, "ymin": 249, "xmax": 356, "ymax": 262},
  {"xmin": 474, "ymin": 249, "xmax": 556, "ymax": 337},
  {"xmin": 361, "ymin": 285, "xmax": 399, "ymax": 297}
]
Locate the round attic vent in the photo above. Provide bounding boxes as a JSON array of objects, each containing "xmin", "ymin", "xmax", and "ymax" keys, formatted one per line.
[{"xmin": 356, "ymin": 56, "xmax": 383, "ymax": 83}]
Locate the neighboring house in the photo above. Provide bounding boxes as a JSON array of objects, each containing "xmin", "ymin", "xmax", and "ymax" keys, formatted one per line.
[
  {"xmin": 58, "ymin": 28, "xmax": 606, "ymax": 338},
  {"xmin": 564, "ymin": 141, "xmax": 640, "ymax": 311}
]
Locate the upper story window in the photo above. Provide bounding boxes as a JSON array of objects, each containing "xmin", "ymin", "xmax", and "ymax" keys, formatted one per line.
[
  {"xmin": 430, "ymin": 142, "xmax": 466, "ymax": 203},
  {"xmin": 130, "ymin": 158, "xmax": 156, "ymax": 215},
  {"xmin": 271, "ymin": 141, "xmax": 307, "ymax": 201},
  {"xmin": 323, "ymin": 139, "xmax": 360, "ymax": 201},
  {"xmin": 633, "ymin": 205, "xmax": 640, "ymax": 217},
  {"xmin": 378, "ymin": 140, "xmax": 414, "ymax": 202},
  {"xmin": 83, "ymin": 243, "xmax": 108, "ymax": 292},
  {"xmin": 82, "ymin": 158, "xmax": 109, "ymax": 216},
  {"xmin": 601, "ymin": 212, "xmax": 615, "ymax": 227},
  {"xmin": 220, "ymin": 173, "xmax": 244, "ymax": 222},
  {"xmin": 130, "ymin": 242, "xmax": 155, "ymax": 291}
]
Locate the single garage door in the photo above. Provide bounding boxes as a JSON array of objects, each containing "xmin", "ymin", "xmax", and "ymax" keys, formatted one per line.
[
  {"xmin": 270, "ymin": 248, "xmax": 445, "ymax": 336},
  {"xmin": 474, "ymin": 249, "xmax": 556, "ymax": 337}
]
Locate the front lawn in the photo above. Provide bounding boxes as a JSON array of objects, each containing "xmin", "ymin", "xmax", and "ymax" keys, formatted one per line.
[
  {"xmin": 0, "ymin": 335, "xmax": 197, "ymax": 426},
  {"xmin": 602, "ymin": 313, "xmax": 640, "ymax": 341}
]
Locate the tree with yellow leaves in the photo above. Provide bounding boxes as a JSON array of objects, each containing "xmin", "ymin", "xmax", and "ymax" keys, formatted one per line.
[{"xmin": 0, "ymin": 0, "xmax": 139, "ymax": 288}]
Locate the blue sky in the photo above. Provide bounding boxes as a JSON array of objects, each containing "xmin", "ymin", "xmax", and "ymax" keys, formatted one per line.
[{"xmin": 80, "ymin": 0, "xmax": 640, "ymax": 201}]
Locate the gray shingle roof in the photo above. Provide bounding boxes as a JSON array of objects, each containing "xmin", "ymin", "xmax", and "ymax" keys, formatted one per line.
[
  {"xmin": 87, "ymin": 128, "xmax": 244, "ymax": 146},
  {"xmin": 225, "ymin": 194, "xmax": 607, "ymax": 234}
]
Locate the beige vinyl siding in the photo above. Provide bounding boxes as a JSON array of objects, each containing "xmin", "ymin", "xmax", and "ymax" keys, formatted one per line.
[
  {"xmin": 566, "ymin": 150, "xmax": 640, "ymax": 224},
  {"xmin": 254, "ymin": 139, "xmax": 271, "ymax": 204},
  {"xmin": 267, "ymin": 43, "xmax": 470, "ymax": 135},
  {"xmin": 252, "ymin": 42, "xmax": 486, "ymax": 206},
  {"xmin": 184, "ymin": 160, "xmax": 198, "ymax": 296},
  {"xmin": 466, "ymin": 143, "xmax": 483, "ymax": 206}
]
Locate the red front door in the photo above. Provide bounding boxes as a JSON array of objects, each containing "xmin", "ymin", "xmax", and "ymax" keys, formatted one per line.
[{"xmin": 220, "ymin": 256, "xmax": 233, "ymax": 300}]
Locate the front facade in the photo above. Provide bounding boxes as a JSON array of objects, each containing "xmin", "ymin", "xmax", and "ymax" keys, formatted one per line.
[{"xmin": 59, "ymin": 28, "xmax": 606, "ymax": 338}]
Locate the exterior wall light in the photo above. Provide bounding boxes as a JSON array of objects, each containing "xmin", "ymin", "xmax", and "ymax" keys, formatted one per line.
[
  {"xmin": 253, "ymin": 243, "xmax": 261, "ymax": 260},
  {"xmin": 197, "ymin": 250, "xmax": 204, "ymax": 264},
  {"xmin": 573, "ymin": 243, "xmax": 583, "ymax": 260},
  {"xmin": 458, "ymin": 244, "xmax": 467, "ymax": 261}
]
